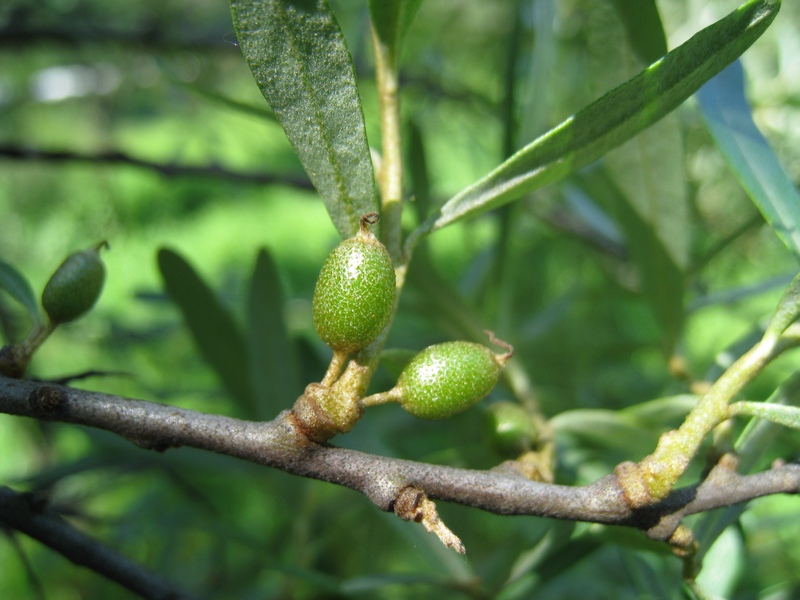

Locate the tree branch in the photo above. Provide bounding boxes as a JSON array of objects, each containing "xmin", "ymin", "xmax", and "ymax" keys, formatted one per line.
[
  {"xmin": 0, "ymin": 486, "xmax": 199, "ymax": 600},
  {"xmin": 2, "ymin": 375, "xmax": 799, "ymax": 548},
  {"xmin": 0, "ymin": 145, "xmax": 314, "ymax": 190}
]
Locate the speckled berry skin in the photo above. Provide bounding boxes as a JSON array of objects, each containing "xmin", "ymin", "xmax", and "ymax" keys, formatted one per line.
[
  {"xmin": 397, "ymin": 341, "xmax": 502, "ymax": 419},
  {"xmin": 312, "ymin": 223, "xmax": 395, "ymax": 354},
  {"xmin": 42, "ymin": 244, "xmax": 107, "ymax": 324}
]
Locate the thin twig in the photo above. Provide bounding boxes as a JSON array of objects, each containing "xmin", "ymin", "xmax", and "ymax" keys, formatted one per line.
[{"xmin": 0, "ymin": 486, "xmax": 199, "ymax": 600}]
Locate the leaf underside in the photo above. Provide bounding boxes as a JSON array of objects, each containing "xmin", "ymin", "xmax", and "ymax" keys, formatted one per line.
[{"xmin": 230, "ymin": 0, "xmax": 377, "ymax": 239}]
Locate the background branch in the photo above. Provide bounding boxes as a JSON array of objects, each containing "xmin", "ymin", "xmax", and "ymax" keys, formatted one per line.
[
  {"xmin": 0, "ymin": 486, "xmax": 198, "ymax": 600},
  {"xmin": 0, "ymin": 145, "xmax": 314, "ymax": 190},
  {"xmin": 2, "ymin": 375, "xmax": 799, "ymax": 546}
]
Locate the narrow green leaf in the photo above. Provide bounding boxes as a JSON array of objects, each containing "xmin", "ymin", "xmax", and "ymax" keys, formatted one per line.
[
  {"xmin": 247, "ymin": 248, "xmax": 300, "ymax": 419},
  {"xmin": 549, "ymin": 409, "xmax": 657, "ymax": 453},
  {"xmin": 608, "ymin": 0, "xmax": 667, "ymax": 64},
  {"xmin": 172, "ymin": 79, "xmax": 277, "ymax": 122},
  {"xmin": 696, "ymin": 60, "xmax": 800, "ymax": 259},
  {"xmin": 582, "ymin": 168, "xmax": 686, "ymax": 352},
  {"xmin": 157, "ymin": 248, "xmax": 255, "ymax": 417},
  {"xmin": 695, "ymin": 526, "xmax": 745, "ymax": 598},
  {"xmin": 230, "ymin": 0, "xmax": 377, "ymax": 239},
  {"xmin": 0, "ymin": 259, "xmax": 41, "ymax": 326},
  {"xmin": 406, "ymin": 119, "xmax": 433, "ymax": 223},
  {"xmin": 622, "ymin": 394, "xmax": 698, "ymax": 427},
  {"xmin": 407, "ymin": 0, "xmax": 780, "ymax": 246},
  {"xmin": 585, "ymin": 3, "xmax": 688, "ymax": 352}
]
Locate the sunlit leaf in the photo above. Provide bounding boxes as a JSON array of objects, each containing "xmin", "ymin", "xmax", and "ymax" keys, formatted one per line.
[
  {"xmin": 695, "ymin": 526, "xmax": 745, "ymax": 597},
  {"xmin": 0, "ymin": 259, "xmax": 41, "ymax": 326},
  {"xmin": 157, "ymin": 248, "xmax": 255, "ymax": 416},
  {"xmin": 408, "ymin": 0, "xmax": 780, "ymax": 246},
  {"xmin": 696, "ymin": 60, "xmax": 800, "ymax": 259},
  {"xmin": 230, "ymin": 0, "xmax": 377, "ymax": 238}
]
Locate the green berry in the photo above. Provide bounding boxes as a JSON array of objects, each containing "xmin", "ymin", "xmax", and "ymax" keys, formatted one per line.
[
  {"xmin": 312, "ymin": 213, "xmax": 395, "ymax": 354},
  {"xmin": 396, "ymin": 340, "xmax": 510, "ymax": 420},
  {"xmin": 484, "ymin": 402, "xmax": 538, "ymax": 456},
  {"xmin": 42, "ymin": 242, "xmax": 107, "ymax": 324}
]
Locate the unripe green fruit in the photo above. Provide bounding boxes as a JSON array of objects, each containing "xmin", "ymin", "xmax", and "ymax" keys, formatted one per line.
[
  {"xmin": 42, "ymin": 242, "xmax": 107, "ymax": 324},
  {"xmin": 484, "ymin": 401, "xmax": 538, "ymax": 457},
  {"xmin": 396, "ymin": 341, "xmax": 508, "ymax": 420},
  {"xmin": 312, "ymin": 213, "xmax": 395, "ymax": 354}
]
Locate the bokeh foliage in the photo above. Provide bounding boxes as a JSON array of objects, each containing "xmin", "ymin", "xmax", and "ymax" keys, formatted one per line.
[{"xmin": 1, "ymin": 0, "xmax": 800, "ymax": 598}]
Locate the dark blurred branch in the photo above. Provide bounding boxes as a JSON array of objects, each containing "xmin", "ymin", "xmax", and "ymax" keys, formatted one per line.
[
  {"xmin": 0, "ymin": 486, "xmax": 199, "ymax": 600},
  {"xmin": 3, "ymin": 376, "xmax": 799, "ymax": 549},
  {"xmin": 0, "ymin": 145, "xmax": 314, "ymax": 189},
  {"xmin": 0, "ymin": 24, "xmax": 232, "ymax": 52}
]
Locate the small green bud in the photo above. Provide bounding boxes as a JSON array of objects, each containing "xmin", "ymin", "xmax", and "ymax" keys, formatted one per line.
[
  {"xmin": 312, "ymin": 213, "xmax": 396, "ymax": 355},
  {"xmin": 395, "ymin": 339, "xmax": 512, "ymax": 420},
  {"xmin": 483, "ymin": 401, "xmax": 538, "ymax": 457},
  {"xmin": 42, "ymin": 242, "xmax": 107, "ymax": 324}
]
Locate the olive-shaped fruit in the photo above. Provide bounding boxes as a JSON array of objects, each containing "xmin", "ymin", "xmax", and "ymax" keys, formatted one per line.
[
  {"xmin": 312, "ymin": 213, "xmax": 396, "ymax": 354},
  {"xmin": 395, "ymin": 340, "xmax": 511, "ymax": 420},
  {"xmin": 484, "ymin": 401, "xmax": 538, "ymax": 457},
  {"xmin": 42, "ymin": 242, "xmax": 108, "ymax": 324}
]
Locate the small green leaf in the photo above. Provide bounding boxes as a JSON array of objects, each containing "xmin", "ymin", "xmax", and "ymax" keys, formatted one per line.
[
  {"xmin": 0, "ymin": 259, "xmax": 41, "ymax": 326},
  {"xmin": 157, "ymin": 248, "xmax": 255, "ymax": 417},
  {"xmin": 729, "ymin": 400, "xmax": 800, "ymax": 431},
  {"xmin": 230, "ymin": 0, "xmax": 377, "ymax": 239},
  {"xmin": 407, "ymin": 0, "xmax": 780, "ymax": 246},
  {"xmin": 696, "ymin": 60, "xmax": 800, "ymax": 259},
  {"xmin": 247, "ymin": 248, "xmax": 300, "ymax": 419}
]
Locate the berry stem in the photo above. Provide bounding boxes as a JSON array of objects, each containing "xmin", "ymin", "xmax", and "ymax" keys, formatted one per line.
[
  {"xmin": 359, "ymin": 388, "xmax": 404, "ymax": 408},
  {"xmin": 321, "ymin": 350, "xmax": 349, "ymax": 387}
]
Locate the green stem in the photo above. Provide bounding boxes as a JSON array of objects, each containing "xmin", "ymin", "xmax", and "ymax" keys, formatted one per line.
[
  {"xmin": 729, "ymin": 400, "xmax": 800, "ymax": 430},
  {"xmin": 360, "ymin": 387, "xmax": 404, "ymax": 408},
  {"xmin": 321, "ymin": 350, "xmax": 348, "ymax": 387},
  {"xmin": 20, "ymin": 321, "xmax": 57, "ymax": 358},
  {"xmin": 633, "ymin": 331, "xmax": 797, "ymax": 502},
  {"xmin": 371, "ymin": 24, "xmax": 403, "ymax": 262}
]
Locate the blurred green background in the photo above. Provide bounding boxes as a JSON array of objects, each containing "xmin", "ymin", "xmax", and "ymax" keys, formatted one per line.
[{"xmin": 1, "ymin": 0, "xmax": 800, "ymax": 598}]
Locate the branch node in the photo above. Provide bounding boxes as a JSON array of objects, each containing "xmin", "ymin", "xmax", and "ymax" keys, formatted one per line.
[
  {"xmin": 614, "ymin": 461, "xmax": 654, "ymax": 509},
  {"xmin": 28, "ymin": 385, "xmax": 69, "ymax": 417},
  {"xmin": 393, "ymin": 486, "xmax": 465, "ymax": 554}
]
